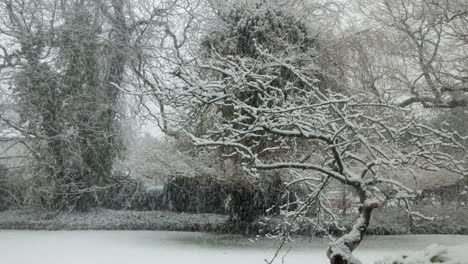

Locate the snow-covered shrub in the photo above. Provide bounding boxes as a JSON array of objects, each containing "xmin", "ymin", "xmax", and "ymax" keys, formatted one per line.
[
  {"xmin": 121, "ymin": 134, "xmax": 219, "ymax": 184},
  {"xmin": 99, "ymin": 172, "xmax": 164, "ymax": 211},
  {"xmin": 162, "ymin": 172, "xmax": 289, "ymax": 221},
  {"xmin": 163, "ymin": 175, "xmax": 228, "ymax": 214},
  {"xmin": 0, "ymin": 165, "xmax": 32, "ymax": 210},
  {"xmin": 225, "ymin": 172, "xmax": 287, "ymax": 223},
  {"xmin": 375, "ymin": 245, "xmax": 460, "ymax": 264}
]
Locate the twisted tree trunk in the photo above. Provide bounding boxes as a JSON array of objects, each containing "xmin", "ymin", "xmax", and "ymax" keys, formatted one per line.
[{"xmin": 327, "ymin": 192, "xmax": 380, "ymax": 264}]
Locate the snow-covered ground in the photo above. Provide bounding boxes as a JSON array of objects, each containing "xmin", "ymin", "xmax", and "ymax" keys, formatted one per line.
[
  {"xmin": 0, "ymin": 209, "xmax": 227, "ymax": 231},
  {"xmin": 0, "ymin": 231, "xmax": 466, "ymax": 264}
]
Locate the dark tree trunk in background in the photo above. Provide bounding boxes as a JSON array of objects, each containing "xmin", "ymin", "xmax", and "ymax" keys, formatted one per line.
[{"xmin": 95, "ymin": 0, "xmax": 128, "ymax": 186}]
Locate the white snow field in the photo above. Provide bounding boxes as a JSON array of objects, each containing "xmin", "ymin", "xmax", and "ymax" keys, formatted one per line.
[{"xmin": 0, "ymin": 231, "xmax": 467, "ymax": 264}]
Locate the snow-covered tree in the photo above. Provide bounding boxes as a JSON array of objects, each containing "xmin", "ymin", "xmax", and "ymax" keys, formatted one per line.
[
  {"xmin": 164, "ymin": 1, "xmax": 468, "ymax": 263},
  {"xmin": 0, "ymin": 0, "xmax": 145, "ymax": 210},
  {"xmin": 353, "ymin": 0, "xmax": 468, "ymax": 109}
]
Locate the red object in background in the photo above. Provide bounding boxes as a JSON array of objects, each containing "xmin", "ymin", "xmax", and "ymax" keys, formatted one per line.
[{"xmin": 330, "ymin": 198, "xmax": 345, "ymax": 209}]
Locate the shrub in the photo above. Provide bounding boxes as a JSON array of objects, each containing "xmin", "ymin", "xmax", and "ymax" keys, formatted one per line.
[
  {"xmin": 375, "ymin": 244, "xmax": 459, "ymax": 264},
  {"xmin": 163, "ymin": 173, "xmax": 289, "ymax": 222},
  {"xmin": 162, "ymin": 175, "xmax": 227, "ymax": 214},
  {"xmin": 0, "ymin": 165, "xmax": 29, "ymax": 210},
  {"xmin": 99, "ymin": 172, "xmax": 164, "ymax": 210}
]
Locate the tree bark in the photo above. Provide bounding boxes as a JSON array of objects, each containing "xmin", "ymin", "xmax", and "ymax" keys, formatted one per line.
[{"xmin": 327, "ymin": 197, "xmax": 379, "ymax": 264}]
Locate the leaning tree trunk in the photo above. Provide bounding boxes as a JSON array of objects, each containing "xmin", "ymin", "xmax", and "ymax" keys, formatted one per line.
[{"xmin": 327, "ymin": 191, "xmax": 380, "ymax": 264}]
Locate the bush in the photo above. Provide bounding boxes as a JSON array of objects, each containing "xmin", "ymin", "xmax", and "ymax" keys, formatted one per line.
[
  {"xmin": 99, "ymin": 172, "xmax": 164, "ymax": 210},
  {"xmin": 0, "ymin": 165, "xmax": 29, "ymax": 211},
  {"xmin": 162, "ymin": 175, "xmax": 227, "ymax": 214},
  {"xmin": 375, "ymin": 244, "xmax": 459, "ymax": 264},
  {"xmin": 224, "ymin": 174, "xmax": 286, "ymax": 223},
  {"xmin": 163, "ymin": 173, "xmax": 288, "ymax": 222},
  {"xmin": 3, "ymin": 168, "xmax": 165, "ymax": 211}
]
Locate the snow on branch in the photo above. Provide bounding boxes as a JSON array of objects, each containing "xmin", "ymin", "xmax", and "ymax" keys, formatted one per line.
[{"xmin": 171, "ymin": 35, "xmax": 467, "ymax": 264}]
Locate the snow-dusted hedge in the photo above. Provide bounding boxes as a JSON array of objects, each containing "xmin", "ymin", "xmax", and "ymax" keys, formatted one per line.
[{"xmin": 375, "ymin": 245, "xmax": 461, "ymax": 264}]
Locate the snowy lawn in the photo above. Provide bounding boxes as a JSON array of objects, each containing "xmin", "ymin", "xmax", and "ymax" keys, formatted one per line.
[
  {"xmin": 0, "ymin": 209, "xmax": 227, "ymax": 232},
  {"xmin": 0, "ymin": 231, "xmax": 467, "ymax": 264}
]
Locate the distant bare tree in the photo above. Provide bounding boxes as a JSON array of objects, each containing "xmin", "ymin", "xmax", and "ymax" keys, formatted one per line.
[{"xmin": 353, "ymin": 0, "xmax": 468, "ymax": 109}]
